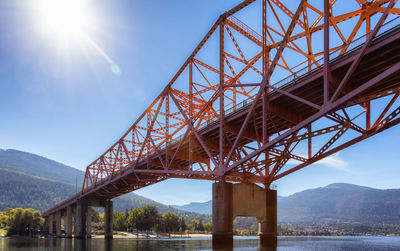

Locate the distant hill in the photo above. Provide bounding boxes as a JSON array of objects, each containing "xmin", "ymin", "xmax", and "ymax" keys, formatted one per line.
[
  {"xmin": 279, "ymin": 183, "xmax": 400, "ymax": 224},
  {"xmin": 0, "ymin": 148, "xmax": 210, "ymax": 221},
  {"xmin": 171, "ymin": 200, "xmax": 212, "ymax": 214},
  {"xmin": 171, "ymin": 183, "xmax": 400, "ymax": 224},
  {"xmin": 0, "ymin": 167, "xmax": 76, "ymax": 210},
  {"xmin": 0, "ymin": 149, "xmax": 83, "ymax": 185}
]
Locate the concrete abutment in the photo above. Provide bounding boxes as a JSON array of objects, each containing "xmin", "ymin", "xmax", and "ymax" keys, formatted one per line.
[{"xmin": 212, "ymin": 181, "xmax": 277, "ymax": 248}]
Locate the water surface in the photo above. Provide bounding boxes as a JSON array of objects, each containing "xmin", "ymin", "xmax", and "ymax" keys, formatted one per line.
[{"xmin": 1, "ymin": 236, "xmax": 400, "ymax": 250}]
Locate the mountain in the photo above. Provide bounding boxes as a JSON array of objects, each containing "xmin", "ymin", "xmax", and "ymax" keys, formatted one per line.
[
  {"xmin": 0, "ymin": 167, "xmax": 76, "ymax": 210},
  {"xmin": 0, "ymin": 149, "xmax": 83, "ymax": 185},
  {"xmin": 279, "ymin": 183, "xmax": 400, "ymax": 224},
  {"xmin": 0, "ymin": 148, "xmax": 210, "ymax": 221},
  {"xmin": 171, "ymin": 200, "xmax": 212, "ymax": 214},
  {"xmin": 171, "ymin": 183, "xmax": 400, "ymax": 224}
]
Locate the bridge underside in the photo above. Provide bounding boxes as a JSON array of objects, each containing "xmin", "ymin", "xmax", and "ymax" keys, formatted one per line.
[
  {"xmin": 78, "ymin": 23, "xmax": 400, "ymax": 201},
  {"xmin": 43, "ymin": 0, "xmax": 400, "ymax": 245}
]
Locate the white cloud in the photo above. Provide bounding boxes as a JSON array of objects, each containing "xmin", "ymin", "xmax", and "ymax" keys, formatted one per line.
[
  {"xmin": 313, "ymin": 152, "xmax": 350, "ymax": 172},
  {"xmin": 286, "ymin": 152, "xmax": 350, "ymax": 172}
]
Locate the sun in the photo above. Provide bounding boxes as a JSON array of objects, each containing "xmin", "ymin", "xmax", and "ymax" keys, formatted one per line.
[
  {"xmin": 34, "ymin": 0, "xmax": 121, "ymax": 75},
  {"xmin": 38, "ymin": 0, "xmax": 92, "ymax": 39}
]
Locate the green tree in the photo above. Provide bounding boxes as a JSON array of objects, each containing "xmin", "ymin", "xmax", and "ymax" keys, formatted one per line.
[
  {"xmin": 6, "ymin": 208, "xmax": 44, "ymax": 236},
  {"xmin": 198, "ymin": 220, "xmax": 205, "ymax": 232},
  {"xmin": 142, "ymin": 205, "xmax": 160, "ymax": 233},
  {"xmin": 0, "ymin": 211, "xmax": 9, "ymax": 227},
  {"xmin": 90, "ymin": 207, "xmax": 100, "ymax": 223},
  {"xmin": 179, "ymin": 217, "xmax": 186, "ymax": 234},
  {"xmin": 187, "ymin": 219, "xmax": 198, "ymax": 232},
  {"xmin": 204, "ymin": 222, "xmax": 212, "ymax": 233},
  {"xmin": 113, "ymin": 211, "xmax": 127, "ymax": 231},
  {"xmin": 127, "ymin": 208, "xmax": 145, "ymax": 237},
  {"xmin": 162, "ymin": 212, "xmax": 179, "ymax": 237}
]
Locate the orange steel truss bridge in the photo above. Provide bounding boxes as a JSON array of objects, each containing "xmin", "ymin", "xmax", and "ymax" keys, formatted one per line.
[{"xmin": 44, "ymin": 0, "xmax": 400, "ymax": 216}]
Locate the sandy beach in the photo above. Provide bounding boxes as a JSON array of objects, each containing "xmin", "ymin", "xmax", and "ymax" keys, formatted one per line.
[{"xmin": 92, "ymin": 232, "xmax": 211, "ymax": 239}]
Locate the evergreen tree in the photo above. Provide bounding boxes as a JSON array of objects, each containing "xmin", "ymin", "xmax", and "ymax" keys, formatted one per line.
[{"xmin": 179, "ymin": 217, "xmax": 186, "ymax": 234}]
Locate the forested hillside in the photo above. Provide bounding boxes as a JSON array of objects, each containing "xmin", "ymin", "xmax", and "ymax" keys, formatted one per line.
[
  {"xmin": 0, "ymin": 167, "xmax": 75, "ymax": 210},
  {"xmin": 0, "ymin": 149, "xmax": 210, "ymax": 222},
  {"xmin": 0, "ymin": 149, "xmax": 83, "ymax": 185}
]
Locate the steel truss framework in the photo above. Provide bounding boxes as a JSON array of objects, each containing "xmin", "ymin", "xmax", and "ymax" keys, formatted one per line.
[{"xmin": 82, "ymin": 0, "xmax": 400, "ymax": 195}]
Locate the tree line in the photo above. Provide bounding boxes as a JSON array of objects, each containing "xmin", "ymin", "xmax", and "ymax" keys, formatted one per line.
[
  {"xmin": 92, "ymin": 205, "xmax": 212, "ymax": 237},
  {"xmin": 0, "ymin": 208, "xmax": 44, "ymax": 236}
]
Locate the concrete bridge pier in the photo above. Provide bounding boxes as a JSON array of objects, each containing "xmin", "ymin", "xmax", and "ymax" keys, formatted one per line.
[
  {"xmin": 75, "ymin": 199, "xmax": 88, "ymax": 239},
  {"xmin": 212, "ymin": 181, "xmax": 277, "ymax": 248},
  {"xmin": 258, "ymin": 189, "xmax": 278, "ymax": 247},
  {"xmin": 48, "ymin": 214, "xmax": 54, "ymax": 235},
  {"xmin": 66, "ymin": 205, "xmax": 73, "ymax": 238},
  {"xmin": 56, "ymin": 211, "xmax": 62, "ymax": 237},
  {"xmin": 86, "ymin": 206, "xmax": 92, "ymax": 238},
  {"xmin": 73, "ymin": 198, "xmax": 113, "ymax": 239},
  {"xmin": 104, "ymin": 200, "xmax": 113, "ymax": 239},
  {"xmin": 212, "ymin": 181, "xmax": 233, "ymax": 247}
]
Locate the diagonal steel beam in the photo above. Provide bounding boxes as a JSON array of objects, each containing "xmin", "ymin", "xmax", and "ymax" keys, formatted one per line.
[
  {"xmin": 170, "ymin": 91, "xmax": 219, "ymax": 167},
  {"xmin": 330, "ymin": 0, "xmax": 396, "ymax": 102}
]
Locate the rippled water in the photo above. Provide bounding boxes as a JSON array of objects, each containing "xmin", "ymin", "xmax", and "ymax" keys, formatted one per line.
[{"xmin": 1, "ymin": 236, "xmax": 400, "ymax": 250}]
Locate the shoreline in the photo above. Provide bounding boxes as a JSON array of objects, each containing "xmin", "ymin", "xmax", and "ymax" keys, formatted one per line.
[
  {"xmin": 2, "ymin": 232, "xmax": 400, "ymax": 239},
  {"xmin": 92, "ymin": 232, "xmax": 212, "ymax": 239}
]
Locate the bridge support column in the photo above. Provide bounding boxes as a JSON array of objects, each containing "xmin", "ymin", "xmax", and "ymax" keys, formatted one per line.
[
  {"xmin": 259, "ymin": 189, "xmax": 277, "ymax": 247},
  {"xmin": 104, "ymin": 200, "xmax": 113, "ymax": 239},
  {"xmin": 56, "ymin": 211, "xmax": 62, "ymax": 237},
  {"xmin": 75, "ymin": 199, "xmax": 88, "ymax": 239},
  {"xmin": 66, "ymin": 206, "xmax": 73, "ymax": 238},
  {"xmin": 212, "ymin": 182, "xmax": 278, "ymax": 248},
  {"xmin": 86, "ymin": 207, "xmax": 92, "ymax": 238},
  {"xmin": 48, "ymin": 214, "xmax": 54, "ymax": 235},
  {"xmin": 212, "ymin": 181, "xmax": 233, "ymax": 247}
]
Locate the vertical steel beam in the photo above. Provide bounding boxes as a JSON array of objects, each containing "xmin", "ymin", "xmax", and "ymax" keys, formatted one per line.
[
  {"xmin": 307, "ymin": 124, "xmax": 312, "ymax": 159},
  {"xmin": 324, "ymin": 0, "xmax": 330, "ymax": 104},
  {"xmin": 262, "ymin": 0, "xmax": 268, "ymax": 73},
  {"xmin": 365, "ymin": 101, "xmax": 371, "ymax": 130},
  {"xmin": 219, "ymin": 19, "xmax": 226, "ymax": 175},
  {"xmin": 165, "ymin": 93, "xmax": 170, "ymax": 170},
  {"xmin": 262, "ymin": 0, "xmax": 270, "ymax": 180},
  {"xmin": 189, "ymin": 61, "xmax": 193, "ymax": 169}
]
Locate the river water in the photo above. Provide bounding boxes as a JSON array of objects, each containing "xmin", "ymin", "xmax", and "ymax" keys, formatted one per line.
[{"xmin": 1, "ymin": 236, "xmax": 400, "ymax": 250}]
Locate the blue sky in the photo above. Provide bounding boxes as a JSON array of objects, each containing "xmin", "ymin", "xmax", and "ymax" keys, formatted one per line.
[{"xmin": 1, "ymin": 0, "xmax": 400, "ymax": 205}]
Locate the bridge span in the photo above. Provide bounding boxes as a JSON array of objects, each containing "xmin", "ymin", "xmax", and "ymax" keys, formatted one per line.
[{"xmin": 43, "ymin": 0, "xmax": 400, "ymax": 247}]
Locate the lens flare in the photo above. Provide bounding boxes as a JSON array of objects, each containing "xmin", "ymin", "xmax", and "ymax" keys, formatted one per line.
[{"xmin": 36, "ymin": 0, "xmax": 121, "ymax": 75}]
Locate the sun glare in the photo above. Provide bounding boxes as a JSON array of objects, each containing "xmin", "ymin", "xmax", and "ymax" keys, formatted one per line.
[
  {"xmin": 35, "ymin": 0, "xmax": 121, "ymax": 76},
  {"xmin": 38, "ymin": 0, "xmax": 91, "ymax": 39}
]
